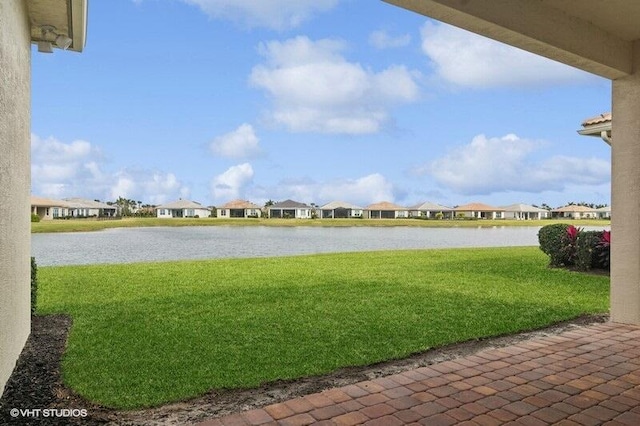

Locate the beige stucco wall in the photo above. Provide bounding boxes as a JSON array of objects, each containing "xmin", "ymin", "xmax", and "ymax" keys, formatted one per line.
[
  {"xmin": 0, "ymin": 1, "xmax": 31, "ymax": 394},
  {"xmin": 611, "ymin": 41, "xmax": 640, "ymax": 324}
]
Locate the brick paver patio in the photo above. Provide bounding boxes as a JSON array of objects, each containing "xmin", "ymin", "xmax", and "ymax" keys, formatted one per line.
[{"xmin": 197, "ymin": 322, "xmax": 640, "ymax": 425}]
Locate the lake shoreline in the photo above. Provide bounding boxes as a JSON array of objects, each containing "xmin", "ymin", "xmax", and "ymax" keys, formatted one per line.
[{"xmin": 31, "ymin": 217, "xmax": 611, "ymax": 234}]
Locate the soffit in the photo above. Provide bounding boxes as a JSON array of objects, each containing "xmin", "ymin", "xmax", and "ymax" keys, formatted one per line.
[
  {"xmin": 540, "ymin": 0, "xmax": 640, "ymax": 42},
  {"xmin": 27, "ymin": 0, "xmax": 86, "ymax": 52}
]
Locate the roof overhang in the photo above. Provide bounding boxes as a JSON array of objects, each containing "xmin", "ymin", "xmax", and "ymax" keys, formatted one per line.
[
  {"xmin": 383, "ymin": 0, "xmax": 639, "ymax": 80},
  {"xmin": 27, "ymin": 0, "xmax": 87, "ymax": 53},
  {"xmin": 578, "ymin": 113, "xmax": 612, "ymax": 145}
]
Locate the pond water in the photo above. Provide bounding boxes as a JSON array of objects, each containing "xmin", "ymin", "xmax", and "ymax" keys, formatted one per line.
[{"xmin": 31, "ymin": 225, "xmax": 607, "ymax": 266}]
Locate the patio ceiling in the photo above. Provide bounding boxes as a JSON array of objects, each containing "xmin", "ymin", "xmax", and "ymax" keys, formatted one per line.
[{"xmin": 383, "ymin": 0, "xmax": 639, "ymax": 79}]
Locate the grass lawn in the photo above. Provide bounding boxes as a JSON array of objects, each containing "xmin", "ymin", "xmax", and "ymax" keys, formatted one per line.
[
  {"xmin": 31, "ymin": 216, "xmax": 611, "ymax": 233},
  {"xmin": 37, "ymin": 247, "xmax": 609, "ymax": 409}
]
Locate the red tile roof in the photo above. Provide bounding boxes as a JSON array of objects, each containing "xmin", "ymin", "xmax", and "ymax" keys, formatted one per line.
[
  {"xmin": 582, "ymin": 112, "xmax": 611, "ymax": 127},
  {"xmin": 454, "ymin": 202, "xmax": 504, "ymax": 211}
]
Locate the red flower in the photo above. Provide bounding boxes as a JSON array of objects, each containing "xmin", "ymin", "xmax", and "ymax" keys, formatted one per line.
[{"xmin": 566, "ymin": 225, "xmax": 581, "ymax": 241}]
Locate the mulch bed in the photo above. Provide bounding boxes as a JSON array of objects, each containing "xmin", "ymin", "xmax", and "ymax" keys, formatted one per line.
[
  {"xmin": 0, "ymin": 315, "xmax": 109, "ymax": 425},
  {"xmin": 1, "ymin": 313, "xmax": 609, "ymax": 425}
]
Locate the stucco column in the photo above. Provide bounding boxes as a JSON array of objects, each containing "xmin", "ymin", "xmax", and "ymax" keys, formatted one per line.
[
  {"xmin": 0, "ymin": 1, "xmax": 31, "ymax": 393},
  {"xmin": 611, "ymin": 41, "xmax": 640, "ymax": 324}
]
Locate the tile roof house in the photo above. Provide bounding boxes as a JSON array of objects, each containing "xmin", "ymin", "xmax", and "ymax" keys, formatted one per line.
[
  {"xmin": 217, "ymin": 199, "xmax": 262, "ymax": 218},
  {"xmin": 268, "ymin": 199, "xmax": 312, "ymax": 219},
  {"xmin": 364, "ymin": 201, "xmax": 409, "ymax": 219},
  {"xmin": 454, "ymin": 202, "xmax": 505, "ymax": 219},
  {"xmin": 63, "ymin": 197, "xmax": 118, "ymax": 217},
  {"xmin": 31, "ymin": 196, "xmax": 70, "ymax": 220},
  {"xmin": 156, "ymin": 199, "xmax": 211, "ymax": 218},
  {"xmin": 319, "ymin": 201, "xmax": 364, "ymax": 219},
  {"xmin": 551, "ymin": 205, "xmax": 598, "ymax": 219},
  {"xmin": 409, "ymin": 201, "xmax": 454, "ymax": 219},
  {"xmin": 596, "ymin": 205, "xmax": 612, "ymax": 219},
  {"xmin": 501, "ymin": 203, "xmax": 549, "ymax": 220}
]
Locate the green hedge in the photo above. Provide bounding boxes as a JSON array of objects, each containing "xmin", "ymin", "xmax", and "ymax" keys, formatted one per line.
[
  {"xmin": 538, "ymin": 223, "xmax": 571, "ymax": 267},
  {"xmin": 575, "ymin": 231, "xmax": 604, "ymax": 271}
]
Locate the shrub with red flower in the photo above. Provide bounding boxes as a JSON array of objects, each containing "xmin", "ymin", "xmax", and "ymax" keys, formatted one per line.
[
  {"xmin": 598, "ymin": 230, "xmax": 611, "ymax": 269},
  {"xmin": 563, "ymin": 225, "xmax": 582, "ymax": 264}
]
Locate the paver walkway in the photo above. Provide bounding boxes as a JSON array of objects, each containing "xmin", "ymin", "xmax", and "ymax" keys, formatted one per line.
[{"xmin": 197, "ymin": 323, "xmax": 640, "ymax": 425}]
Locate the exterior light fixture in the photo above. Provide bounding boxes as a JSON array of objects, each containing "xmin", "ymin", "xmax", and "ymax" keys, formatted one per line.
[
  {"xmin": 37, "ymin": 41, "xmax": 54, "ymax": 53},
  {"xmin": 37, "ymin": 25, "xmax": 72, "ymax": 53},
  {"xmin": 55, "ymin": 35, "xmax": 73, "ymax": 50}
]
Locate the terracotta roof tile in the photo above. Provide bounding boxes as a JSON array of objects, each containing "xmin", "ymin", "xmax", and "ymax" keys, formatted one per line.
[
  {"xmin": 220, "ymin": 199, "xmax": 261, "ymax": 209},
  {"xmin": 30, "ymin": 196, "xmax": 69, "ymax": 207},
  {"xmin": 582, "ymin": 112, "xmax": 611, "ymax": 127},
  {"xmin": 454, "ymin": 202, "xmax": 504, "ymax": 211},
  {"xmin": 365, "ymin": 201, "xmax": 406, "ymax": 210},
  {"xmin": 551, "ymin": 205, "xmax": 596, "ymax": 212}
]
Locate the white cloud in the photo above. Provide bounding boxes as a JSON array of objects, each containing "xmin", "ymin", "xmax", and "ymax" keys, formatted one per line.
[
  {"xmin": 31, "ymin": 134, "xmax": 190, "ymax": 204},
  {"xmin": 210, "ymin": 124, "xmax": 263, "ymax": 159},
  {"xmin": 110, "ymin": 170, "xmax": 190, "ymax": 205},
  {"xmin": 250, "ymin": 36, "xmax": 421, "ymax": 134},
  {"xmin": 318, "ymin": 174, "xmax": 396, "ymax": 206},
  {"xmin": 369, "ymin": 30, "xmax": 411, "ymax": 49},
  {"xmin": 247, "ymin": 173, "xmax": 398, "ymax": 207},
  {"xmin": 180, "ymin": 0, "xmax": 338, "ymax": 30},
  {"xmin": 31, "ymin": 134, "xmax": 108, "ymax": 198},
  {"xmin": 423, "ymin": 133, "xmax": 610, "ymax": 195},
  {"xmin": 420, "ymin": 21, "xmax": 593, "ymax": 88},
  {"xmin": 211, "ymin": 163, "xmax": 255, "ymax": 202}
]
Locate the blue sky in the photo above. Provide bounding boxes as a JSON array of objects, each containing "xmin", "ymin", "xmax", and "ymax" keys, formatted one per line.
[{"xmin": 31, "ymin": 0, "xmax": 612, "ymax": 208}]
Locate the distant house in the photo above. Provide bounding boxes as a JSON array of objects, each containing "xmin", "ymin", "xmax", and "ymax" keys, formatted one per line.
[
  {"xmin": 268, "ymin": 199, "xmax": 312, "ymax": 219},
  {"xmin": 501, "ymin": 203, "xmax": 549, "ymax": 220},
  {"xmin": 156, "ymin": 199, "xmax": 211, "ymax": 218},
  {"xmin": 551, "ymin": 205, "xmax": 598, "ymax": 219},
  {"xmin": 596, "ymin": 206, "xmax": 611, "ymax": 219},
  {"xmin": 454, "ymin": 202, "xmax": 505, "ymax": 219},
  {"xmin": 409, "ymin": 201, "xmax": 454, "ymax": 219},
  {"xmin": 364, "ymin": 201, "xmax": 409, "ymax": 219},
  {"xmin": 64, "ymin": 198, "xmax": 118, "ymax": 217},
  {"xmin": 31, "ymin": 196, "xmax": 69, "ymax": 220},
  {"xmin": 320, "ymin": 201, "xmax": 364, "ymax": 219},
  {"xmin": 217, "ymin": 199, "xmax": 262, "ymax": 218}
]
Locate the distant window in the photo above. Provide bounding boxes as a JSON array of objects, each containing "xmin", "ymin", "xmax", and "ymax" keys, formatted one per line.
[
  {"xmin": 187, "ymin": 209, "xmax": 194, "ymax": 217},
  {"xmin": 220, "ymin": 210, "xmax": 227, "ymax": 216},
  {"xmin": 53, "ymin": 208, "xmax": 59, "ymax": 218}
]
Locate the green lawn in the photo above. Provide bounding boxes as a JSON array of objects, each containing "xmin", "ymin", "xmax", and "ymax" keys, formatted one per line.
[
  {"xmin": 31, "ymin": 216, "xmax": 611, "ymax": 233},
  {"xmin": 37, "ymin": 247, "xmax": 609, "ymax": 409}
]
